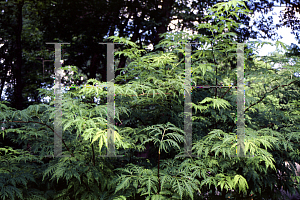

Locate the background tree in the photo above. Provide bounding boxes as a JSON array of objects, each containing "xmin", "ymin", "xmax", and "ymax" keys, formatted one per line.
[
  {"xmin": 1, "ymin": 0, "xmax": 299, "ymax": 110},
  {"xmin": 0, "ymin": 0, "xmax": 56, "ymax": 109}
]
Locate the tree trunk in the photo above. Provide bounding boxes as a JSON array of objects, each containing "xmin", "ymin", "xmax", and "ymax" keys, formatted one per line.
[
  {"xmin": 89, "ymin": 53, "xmax": 98, "ymax": 79},
  {"xmin": 152, "ymin": 0, "xmax": 174, "ymax": 52},
  {"xmin": 14, "ymin": 0, "xmax": 24, "ymax": 110},
  {"xmin": 0, "ymin": 64, "xmax": 9, "ymax": 101},
  {"xmin": 99, "ymin": 53, "xmax": 107, "ymax": 82},
  {"xmin": 115, "ymin": 14, "xmax": 140, "ymax": 84}
]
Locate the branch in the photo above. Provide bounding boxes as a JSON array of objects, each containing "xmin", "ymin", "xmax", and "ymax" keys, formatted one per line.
[
  {"xmin": 119, "ymin": 92, "xmax": 173, "ymax": 97},
  {"xmin": 260, "ymin": 123, "xmax": 274, "ymax": 129},
  {"xmin": 91, "ymin": 143, "xmax": 95, "ymax": 166},
  {"xmin": 1, "ymin": 120, "xmax": 76, "ymax": 158},
  {"xmin": 158, "ymin": 128, "xmax": 166, "ymax": 194},
  {"xmin": 130, "ymin": 103, "xmax": 159, "ymax": 109},
  {"xmin": 211, "ymin": 41, "xmax": 219, "ymax": 99},
  {"xmin": 220, "ymin": 87, "xmax": 232, "ymax": 98},
  {"xmin": 245, "ymin": 80, "xmax": 299, "ymax": 113}
]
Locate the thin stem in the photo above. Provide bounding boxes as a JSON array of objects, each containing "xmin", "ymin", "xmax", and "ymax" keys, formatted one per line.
[
  {"xmin": 245, "ymin": 80, "xmax": 298, "ymax": 112},
  {"xmin": 220, "ymin": 87, "xmax": 232, "ymax": 98},
  {"xmin": 158, "ymin": 127, "xmax": 166, "ymax": 194},
  {"xmin": 119, "ymin": 92, "xmax": 173, "ymax": 97},
  {"xmin": 91, "ymin": 143, "xmax": 95, "ymax": 166},
  {"xmin": 210, "ymin": 41, "xmax": 219, "ymax": 99},
  {"xmin": 158, "ymin": 149, "xmax": 161, "ymax": 194}
]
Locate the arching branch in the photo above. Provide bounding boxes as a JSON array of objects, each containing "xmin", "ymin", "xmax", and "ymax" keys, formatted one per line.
[
  {"xmin": 220, "ymin": 87, "xmax": 232, "ymax": 98},
  {"xmin": 245, "ymin": 80, "xmax": 299, "ymax": 113}
]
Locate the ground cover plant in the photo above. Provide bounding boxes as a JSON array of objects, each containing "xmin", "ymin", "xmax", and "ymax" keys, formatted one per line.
[{"xmin": 1, "ymin": 0, "xmax": 300, "ymax": 199}]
